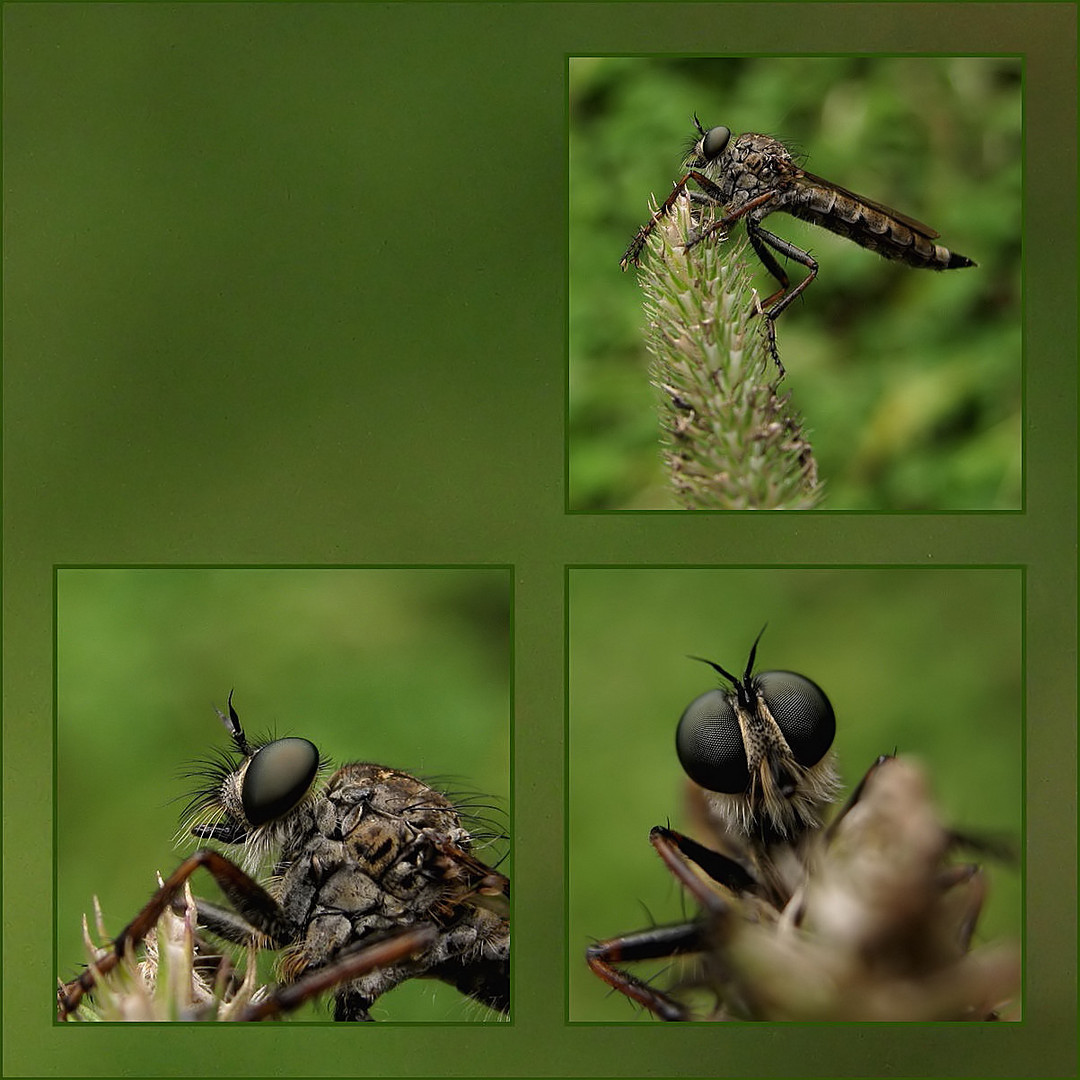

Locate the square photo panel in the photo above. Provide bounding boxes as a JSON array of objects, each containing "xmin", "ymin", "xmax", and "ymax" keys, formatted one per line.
[
  {"xmin": 568, "ymin": 56, "xmax": 1021, "ymax": 511},
  {"xmin": 568, "ymin": 566, "xmax": 1022, "ymax": 1021},
  {"xmin": 56, "ymin": 566, "xmax": 511, "ymax": 1023}
]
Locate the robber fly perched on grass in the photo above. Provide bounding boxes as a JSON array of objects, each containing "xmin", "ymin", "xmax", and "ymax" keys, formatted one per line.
[
  {"xmin": 586, "ymin": 630, "xmax": 1018, "ymax": 1021},
  {"xmin": 59, "ymin": 694, "xmax": 510, "ymax": 1022},
  {"xmin": 621, "ymin": 119, "xmax": 976, "ymax": 369}
]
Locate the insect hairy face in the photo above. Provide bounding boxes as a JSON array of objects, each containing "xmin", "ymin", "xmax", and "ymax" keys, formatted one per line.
[
  {"xmin": 180, "ymin": 690, "xmax": 328, "ymax": 872},
  {"xmin": 676, "ymin": 630, "xmax": 840, "ymax": 850}
]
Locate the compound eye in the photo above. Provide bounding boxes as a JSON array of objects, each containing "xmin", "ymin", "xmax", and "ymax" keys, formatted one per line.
[
  {"xmin": 242, "ymin": 737, "xmax": 319, "ymax": 826},
  {"xmin": 701, "ymin": 126, "xmax": 731, "ymax": 160},
  {"xmin": 675, "ymin": 688, "xmax": 750, "ymax": 794},
  {"xmin": 756, "ymin": 671, "xmax": 835, "ymax": 768}
]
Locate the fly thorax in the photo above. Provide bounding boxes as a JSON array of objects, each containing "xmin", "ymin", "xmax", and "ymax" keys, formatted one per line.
[
  {"xmin": 334, "ymin": 800, "xmax": 415, "ymax": 880},
  {"xmin": 726, "ymin": 134, "xmax": 787, "ymax": 204},
  {"xmin": 314, "ymin": 765, "xmax": 476, "ymax": 915}
]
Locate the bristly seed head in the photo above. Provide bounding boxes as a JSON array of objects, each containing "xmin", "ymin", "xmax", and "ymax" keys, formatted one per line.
[{"xmin": 66, "ymin": 880, "xmax": 264, "ymax": 1021}]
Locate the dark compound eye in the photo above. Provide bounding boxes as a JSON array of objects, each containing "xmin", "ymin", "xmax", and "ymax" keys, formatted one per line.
[
  {"xmin": 675, "ymin": 688, "xmax": 750, "ymax": 794},
  {"xmin": 241, "ymin": 737, "xmax": 320, "ymax": 826},
  {"xmin": 675, "ymin": 671, "xmax": 836, "ymax": 795},
  {"xmin": 755, "ymin": 670, "xmax": 835, "ymax": 768},
  {"xmin": 701, "ymin": 125, "xmax": 731, "ymax": 160}
]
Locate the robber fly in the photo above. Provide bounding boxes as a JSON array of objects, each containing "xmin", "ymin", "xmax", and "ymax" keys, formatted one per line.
[
  {"xmin": 585, "ymin": 630, "xmax": 1015, "ymax": 1021},
  {"xmin": 58, "ymin": 694, "xmax": 510, "ymax": 1022},
  {"xmin": 622, "ymin": 119, "xmax": 976, "ymax": 368}
]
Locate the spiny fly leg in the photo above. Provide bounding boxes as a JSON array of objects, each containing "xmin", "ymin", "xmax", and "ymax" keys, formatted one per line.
[
  {"xmin": 622, "ymin": 170, "xmax": 729, "ymax": 269},
  {"xmin": 239, "ymin": 926, "xmax": 438, "ymax": 1022},
  {"xmin": 586, "ymin": 922, "xmax": 704, "ymax": 1021}
]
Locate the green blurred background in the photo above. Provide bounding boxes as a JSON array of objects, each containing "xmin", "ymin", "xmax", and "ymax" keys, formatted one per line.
[
  {"xmin": 56, "ymin": 567, "xmax": 511, "ymax": 1021},
  {"xmin": 569, "ymin": 568, "xmax": 1023, "ymax": 1020},
  {"xmin": 569, "ymin": 56, "xmax": 1022, "ymax": 510}
]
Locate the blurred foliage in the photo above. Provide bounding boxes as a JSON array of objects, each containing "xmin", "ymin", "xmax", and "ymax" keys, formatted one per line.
[
  {"xmin": 568, "ymin": 568, "xmax": 1023, "ymax": 1021},
  {"xmin": 57, "ymin": 567, "xmax": 511, "ymax": 1022},
  {"xmin": 569, "ymin": 57, "xmax": 1022, "ymax": 510}
]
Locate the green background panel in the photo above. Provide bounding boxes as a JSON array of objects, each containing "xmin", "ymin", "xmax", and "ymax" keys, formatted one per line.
[
  {"xmin": 3, "ymin": 2, "xmax": 1076, "ymax": 1077},
  {"xmin": 55, "ymin": 567, "xmax": 512, "ymax": 1022},
  {"xmin": 568, "ymin": 567, "xmax": 1023, "ymax": 1021}
]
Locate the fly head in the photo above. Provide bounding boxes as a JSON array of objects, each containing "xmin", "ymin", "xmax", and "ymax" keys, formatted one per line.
[
  {"xmin": 182, "ymin": 691, "xmax": 327, "ymax": 868},
  {"xmin": 676, "ymin": 628, "xmax": 840, "ymax": 850}
]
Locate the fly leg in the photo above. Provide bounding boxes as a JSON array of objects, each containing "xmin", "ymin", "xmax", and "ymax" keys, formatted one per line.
[
  {"xmin": 57, "ymin": 849, "xmax": 296, "ymax": 1019},
  {"xmin": 745, "ymin": 220, "xmax": 819, "ymax": 374},
  {"xmin": 621, "ymin": 169, "xmax": 728, "ymax": 269},
  {"xmin": 238, "ymin": 926, "xmax": 438, "ymax": 1022},
  {"xmin": 648, "ymin": 826, "xmax": 757, "ymax": 904},
  {"xmin": 748, "ymin": 223, "xmax": 819, "ymax": 319},
  {"xmin": 682, "ymin": 189, "xmax": 780, "ymax": 253},
  {"xmin": 585, "ymin": 826, "xmax": 754, "ymax": 1020},
  {"xmin": 586, "ymin": 922, "xmax": 705, "ymax": 1021},
  {"xmin": 678, "ymin": 191, "xmax": 796, "ymax": 375}
]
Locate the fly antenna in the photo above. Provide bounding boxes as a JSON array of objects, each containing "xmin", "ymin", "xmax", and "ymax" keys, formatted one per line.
[
  {"xmin": 688, "ymin": 655, "xmax": 740, "ymax": 685},
  {"xmin": 214, "ymin": 689, "xmax": 254, "ymax": 758},
  {"xmin": 744, "ymin": 625, "xmax": 768, "ymax": 682}
]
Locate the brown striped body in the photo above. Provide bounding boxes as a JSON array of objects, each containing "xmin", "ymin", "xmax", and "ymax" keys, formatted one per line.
[{"xmin": 716, "ymin": 131, "xmax": 973, "ymax": 270}]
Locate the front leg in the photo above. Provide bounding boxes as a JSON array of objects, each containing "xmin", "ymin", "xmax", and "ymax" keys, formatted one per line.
[
  {"xmin": 621, "ymin": 169, "xmax": 729, "ymax": 269},
  {"xmin": 684, "ymin": 189, "xmax": 782, "ymax": 254},
  {"xmin": 649, "ymin": 826, "xmax": 757, "ymax": 903},
  {"xmin": 586, "ymin": 922, "xmax": 704, "ymax": 1021},
  {"xmin": 58, "ymin": 849, "xmax": 296, "ymax": 1019}
]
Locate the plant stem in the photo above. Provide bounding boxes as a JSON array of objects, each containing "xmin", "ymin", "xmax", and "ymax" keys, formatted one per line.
[{"xmin": 638, "ymin": 197, "xmax": 823, "ymax": 510}]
